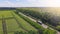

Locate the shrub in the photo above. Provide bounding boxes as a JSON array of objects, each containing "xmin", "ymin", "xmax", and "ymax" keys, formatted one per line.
[{"xmin": 56, "ymin": 26, "xmax": 60, "ymax": 31}]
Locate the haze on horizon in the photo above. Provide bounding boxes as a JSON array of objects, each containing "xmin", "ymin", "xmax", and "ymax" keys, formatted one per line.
[{"xmin": 0, "ymin": 0, "xmax": 60, "ymax": 7}]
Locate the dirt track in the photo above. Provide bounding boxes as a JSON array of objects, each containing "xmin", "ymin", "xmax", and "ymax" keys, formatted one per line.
[{"xmin": 2, "ymin": 17, "xmax": 7, "ymax": 34}]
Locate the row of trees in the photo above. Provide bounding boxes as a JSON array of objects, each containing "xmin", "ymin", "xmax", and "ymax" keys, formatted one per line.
[
  {"xmin": 16, "ymin": 8, "xmax": 60, "ymax": 31},
  {"xmin": 14, "ymin": 11, "xmax": 57, "ymax": 34}
]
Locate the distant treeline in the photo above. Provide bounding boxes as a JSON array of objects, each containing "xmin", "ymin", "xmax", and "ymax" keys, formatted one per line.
[
  {"xmin": 0, "ymin": 7, "xmax": 16, "ymax": 10},
  {"xmin": 16, "ymin": 8, "xmax": 60, "ymax": 31}
]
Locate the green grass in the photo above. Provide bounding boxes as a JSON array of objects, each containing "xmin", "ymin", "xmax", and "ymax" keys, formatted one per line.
[
  {"xmin": 0, "ymin": 10, "xmax": 13, "ymax": 18},
  {"xmin": 0, "ymin": 10, "xmax": 38, "ymax": 34},
  {"xmin": 0, "ymin": 20, "xmax": 3, "ymax": 34},
  {"xmin": 0, "ymin": 10, "xmax": 26, "ymax": 34},
  {"xmin": 12, "ymin": 12, "xmax": 37, "ymax": 31},
  {"xmin": 6, "ymin": 19, "xmax": 25, "ymax": 34},
  {"xmin": 0, "ymin": 10, "xmax": 14, "ymax": 34}
]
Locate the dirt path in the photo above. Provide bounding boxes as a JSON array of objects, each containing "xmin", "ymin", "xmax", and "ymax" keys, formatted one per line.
[
  {"xmin": 2, "ymin": 17, "xmax": 7, "ymax": 34},
  {"xmin": 19, "ymin": 13, "xmax": 48, "ymax": 28},
  {"xmin": 19, "ymin": 12, "xmax": 60, "ymax": 34}
]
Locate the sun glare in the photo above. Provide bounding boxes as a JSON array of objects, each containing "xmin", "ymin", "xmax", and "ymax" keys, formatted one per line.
[{"xmin": 47, "ymin": 0, "xmax": 60, "ymax": 7}]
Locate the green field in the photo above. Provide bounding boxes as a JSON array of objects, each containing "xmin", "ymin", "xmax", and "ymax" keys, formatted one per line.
[
  {"xmin": 6, "ymin": 19, "xmax": 25, "ymax": 34},
  {"xmin": 13, "ymin": 12, "xmax": 37, "ymax": 31},
  {"xmin": 0, "ymin": 20, "xmax": 3, "ymax": 34},
  {"xmin": 0, "ymin": 10, "xmax": 13, "ymax": 18},
  {"xmin": 0, "ymin": 10, "xmax": 57, "ymax": 34},
  {"xmin": 0, "ymin": 10, "xmax": 38, "ymax": 34}
]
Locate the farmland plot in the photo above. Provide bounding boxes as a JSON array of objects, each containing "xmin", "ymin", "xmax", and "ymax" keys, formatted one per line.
[
  {"xmin": 0, "ymin": 10, "xmax": 38, "ymax": 34},
  {"xmin": 6, "ymin": 19, "xmax": 25, "ymax": 34},
  {"xmin": 12, "ymin": 12, "xmax": 37, "ymax": 31},
  {"xmin": 0, "ymin": 11, "xmax": 13, "ymax": 18},
  {"xmin": 0, "ymin": 20, "xmax": 3, "ymax": 34}
]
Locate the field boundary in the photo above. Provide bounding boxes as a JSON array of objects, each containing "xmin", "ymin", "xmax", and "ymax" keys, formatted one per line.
[
  {"xmin": 11, "ymin": 12, "xmax": 28, "ymax": 32},
  {"xmin": 2, "ymin": 16, "xmax": 7, "ymax": 34},
  {"xmin": 0, "ymin": 17, "xmax": 14, "ymax": 20}
]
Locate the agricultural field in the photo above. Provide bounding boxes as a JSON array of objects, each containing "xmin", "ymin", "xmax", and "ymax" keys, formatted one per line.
[
  {"xmin": 0, "ymin": 10, "xmax": 38, "ymax": 34},
  {"xmin": 0, "ymin": 20, "xmax": 3, "ymax": 34},
  {"xmin": 0, "ymin": 8, "xmax": 57, "ymax": 34}
]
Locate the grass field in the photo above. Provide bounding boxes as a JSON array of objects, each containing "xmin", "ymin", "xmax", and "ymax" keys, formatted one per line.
[
  {"xmin": 0, "ymin": 10, "xmax": 13, "ymax": 18},
  {"xmin": 6, "ymin": 19, "xmax": 25, "ymax": 34},
  {"xmin": 0, "ymin": 20, "xmax": 3, "ymax": 34},
  {"xmin": 0, "ymin": 10, "xmax": 37, "ymax": 34},
  {"xmin": 0, "ymin": 9, "xmax": 57, "ymax": 34},
  {"xmin": 13, "ymin": 12, "xmax": 37, "ymax": 31}
]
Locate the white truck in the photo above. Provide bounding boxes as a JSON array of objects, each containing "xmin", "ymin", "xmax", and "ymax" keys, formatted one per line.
[{"xmin": 37, "ymin": 20, "xmax": 43, "ymax": 25}]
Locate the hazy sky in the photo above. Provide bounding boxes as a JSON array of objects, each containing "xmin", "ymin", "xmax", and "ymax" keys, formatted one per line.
[{"xmin": 0, "ymin": 0, "xmax": 60, "ymax": 7}]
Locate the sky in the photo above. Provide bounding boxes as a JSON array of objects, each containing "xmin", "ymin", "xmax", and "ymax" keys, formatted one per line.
[{"xmin": 0, "ymin": 0, "xmax": 60, "ymax": 7}]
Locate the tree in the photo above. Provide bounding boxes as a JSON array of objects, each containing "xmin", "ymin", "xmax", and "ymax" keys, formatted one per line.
[{"xmin": 56, "ymin": 26, "xmax": 60, "ymax": 31}]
